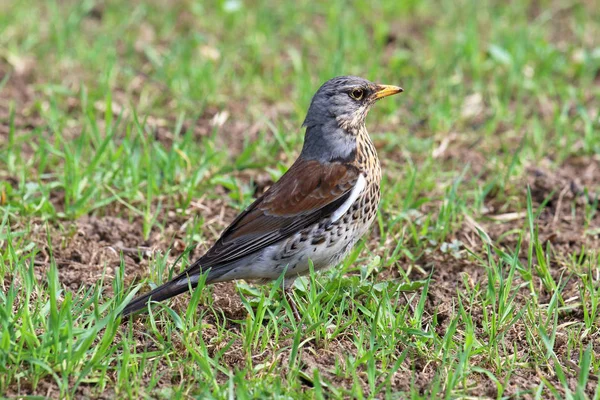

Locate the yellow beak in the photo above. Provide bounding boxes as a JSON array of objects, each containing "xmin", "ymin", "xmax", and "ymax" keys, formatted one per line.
[{"xmin": 373, "ymin": 84, "xmax": 404, "ymax": 100}]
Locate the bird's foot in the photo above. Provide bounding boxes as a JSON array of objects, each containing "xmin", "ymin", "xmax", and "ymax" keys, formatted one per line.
[{"xmin": 284, "ymin": 287, "xmax": 302, "ymax": 322}]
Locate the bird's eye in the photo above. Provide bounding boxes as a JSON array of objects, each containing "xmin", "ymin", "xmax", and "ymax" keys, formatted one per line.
[{"xmin": 349, "ymin": 88, "xmax": 364, "ymax": 100}]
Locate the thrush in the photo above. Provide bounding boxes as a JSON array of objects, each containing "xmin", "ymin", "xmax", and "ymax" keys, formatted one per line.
[{"xmin": 121, "ymin": 76, "xmax": 402, "ymax": 320}]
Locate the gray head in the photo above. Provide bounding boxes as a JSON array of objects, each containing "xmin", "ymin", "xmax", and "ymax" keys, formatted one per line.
[{"xmin": 300, "ymin": 76, "xmax": 402, "ymax": 163}]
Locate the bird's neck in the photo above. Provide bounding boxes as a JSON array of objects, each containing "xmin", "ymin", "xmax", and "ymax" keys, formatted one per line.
[
  {"xmin": 355, "ymin": 126, "xmax": 381, "ymax": 182},
  {"xmin": 300, "ymin": 123, "xmax": 358, "ymax": 163}
]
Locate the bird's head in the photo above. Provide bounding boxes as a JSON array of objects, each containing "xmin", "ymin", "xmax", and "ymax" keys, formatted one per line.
[
  {"xmin": 303, "ymin": 76, "xmax": 403, "ymax": 132},
  {"xmin": 301, "ymin": 76, "xmax": 402, "ymax": 162}
]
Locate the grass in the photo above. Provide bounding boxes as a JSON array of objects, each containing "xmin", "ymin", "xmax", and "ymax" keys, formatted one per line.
[{"xmin": 1, "ymin": 0, "xmax": 599, "ymax": 398}]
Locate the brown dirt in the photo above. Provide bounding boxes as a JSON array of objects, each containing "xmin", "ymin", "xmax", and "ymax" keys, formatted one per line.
[
  {"xmin": 2, "ymin": 12, "xmax": 599, "ymax": 394},
  {"xmin": 8, "ymin": 152, "xmax": 598, "ymax": 398},
  {"xmin": 8, "ymin": 194, "xmax": 238, "ymax": 290},
  {"xmin": 487, "ymin": 155, "xmax": 600, "ymax": 253},
  {"xmin": 29, "ymin": 216, "xmax": 158, "ymax": 290},
  {"xmin": 371, "ymin": 149, "xmax": 599, "ymax": 398},
  {"xmin": 0, "ymin": 60, "xmax": 45, "ymax": 161}
]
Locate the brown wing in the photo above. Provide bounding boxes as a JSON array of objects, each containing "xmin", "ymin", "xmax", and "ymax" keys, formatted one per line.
[
  {"xmin": 120, "ymin": 159, "xmax": 358, "ymax": 316},
  {"xmin": 196, "ymin": 158, "xmax": 359, "ymax": 268}
]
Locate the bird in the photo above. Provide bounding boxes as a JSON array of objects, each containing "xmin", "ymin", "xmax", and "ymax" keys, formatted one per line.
[{"xmin": 121, "ymin": 76, "xmax": 403, "ymax": 320}]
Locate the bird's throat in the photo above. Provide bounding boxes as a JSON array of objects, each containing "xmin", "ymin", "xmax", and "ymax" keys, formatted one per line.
[{"xmin": 300, "ymin": 123, "xmax": 358, "ymax": 163}]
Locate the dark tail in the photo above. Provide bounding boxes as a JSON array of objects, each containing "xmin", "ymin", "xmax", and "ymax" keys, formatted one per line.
[
  {"xmin": 120, "ymin": 256, "xmax": 237, "ymax": 318},
  {"xmin": 120, "ymin": 257, "xmax": 211, "ymax": 317},
  {"xmin": 120, "ymin": 273, "xmax": 195, "ymax": 317}
]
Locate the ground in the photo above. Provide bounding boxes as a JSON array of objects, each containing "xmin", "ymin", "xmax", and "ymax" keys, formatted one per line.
[{"xmin": 1, "ymin": 0, "xmax": 599, "ymax": 398}]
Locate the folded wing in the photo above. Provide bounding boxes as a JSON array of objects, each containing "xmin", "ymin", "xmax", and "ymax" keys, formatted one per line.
[
  {"xmin": 121, "ymin": 158, "xmax": 360, "ymax": 316},
  {"xmin": 198, "ymin": 158, "xmax": 360, "ymax": 268}
]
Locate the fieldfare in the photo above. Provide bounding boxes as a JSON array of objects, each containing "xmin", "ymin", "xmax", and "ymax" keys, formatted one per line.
[{"xmin": 121, "ymin": 76, "xmax": 403, "ymax": 320}]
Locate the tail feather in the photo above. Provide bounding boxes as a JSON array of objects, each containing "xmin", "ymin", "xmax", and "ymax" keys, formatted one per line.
[
  {"xmin": 120, "ymin": 275, "xmax": 194, "ymax": 317},
  {"xmin": 120, "ymin": 256, "xmax": 240, "ymax": 318},
  {"xmin": 120, "ymin": 258, "xmax": 207, "ymax": 317}
]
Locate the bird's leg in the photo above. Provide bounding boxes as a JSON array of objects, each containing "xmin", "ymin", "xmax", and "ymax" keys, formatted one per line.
[
  {"xmin": 284, "ymin": 287, "xmax": 301, "ymax": 322},
  {"xmin": 283, "ymin": 278, "xmax": 301, "ymax": 322}
]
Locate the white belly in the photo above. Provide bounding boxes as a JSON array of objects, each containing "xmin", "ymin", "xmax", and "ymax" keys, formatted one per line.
[{"xmin": 213, "ymin": 183, "xmax": 376, "ymax": 283}]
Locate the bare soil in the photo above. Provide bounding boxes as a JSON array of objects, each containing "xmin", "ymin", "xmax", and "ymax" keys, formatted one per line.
[
  {"xmin": 2, "ymin": 51, "xmax": 599, "ymax": 398},
  {"xmin": 4, "ymin": 149, "xmax": 596, "ymax": 398}
]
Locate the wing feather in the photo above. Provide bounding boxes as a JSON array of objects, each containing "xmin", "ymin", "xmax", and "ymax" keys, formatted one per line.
[
  {"xmin": 122, "ymin": 158, "xmax": 361, "ymax": 316},
  {"xmin": 195, "ymin": 158, "xmax": 360, "ymax": 268}
]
